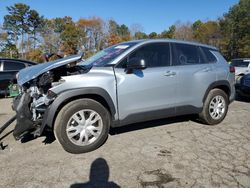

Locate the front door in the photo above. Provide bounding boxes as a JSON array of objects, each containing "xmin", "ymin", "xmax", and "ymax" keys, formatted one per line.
[{"xmin": 114, "ymin": 42, "xmax": 178, "ymax": 125}]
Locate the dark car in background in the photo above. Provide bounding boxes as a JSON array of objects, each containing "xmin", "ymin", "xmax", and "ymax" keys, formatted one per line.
[
  {"xmin": 235, "ymin": 73, "xmax": 250, "ymax": 98},
  {"xmin": 0, "ymin": 58, "xmax": 35, "ymax": 96},
  {"xmin": 231, "ymin": 58, "xmax": 250, "ymax": 76}
]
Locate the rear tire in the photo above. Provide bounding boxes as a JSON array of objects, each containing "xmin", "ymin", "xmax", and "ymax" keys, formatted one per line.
[
  {"xmin": 54, "ymin": 99, "xmax": 110, "ymax": 154},
  {"xmin": 199, "ymin": 89, "xmax": 229, "ymax": 125}
]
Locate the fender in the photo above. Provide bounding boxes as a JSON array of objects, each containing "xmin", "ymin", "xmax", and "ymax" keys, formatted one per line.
[
  {"xmin": 203, "ymin": 80, "xmax": 231, "ymax": 102},
  {"xmin": 40, "ymin": 87, "xmax": 116, "ymax": 134}
]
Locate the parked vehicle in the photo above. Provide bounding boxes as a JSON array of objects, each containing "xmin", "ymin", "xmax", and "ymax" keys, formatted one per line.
[
  {"xmin": 0, "ymin": 58, "xmax": 35, "ymax": 96},
  {"xmin": 12, "ymin": 39, "xmax": 235, "ymax": 153},
  {"xmin": 231, "ymin": 58, "xmax": 250, "ymax": 76},
  {"xmin": 235, "ymin": 73, "xmax": 250, "ymax": 98}
]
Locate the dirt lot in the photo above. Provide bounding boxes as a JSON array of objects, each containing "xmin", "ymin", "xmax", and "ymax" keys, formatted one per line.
[{"xmin": 0, "ymin": 98, "xmax": 250, "ymax": 188}]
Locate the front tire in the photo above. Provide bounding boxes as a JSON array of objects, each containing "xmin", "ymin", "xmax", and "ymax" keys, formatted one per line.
[
  {"xmin": 54, "ymin": 99, "xmax": 110, "ymax": 154},
  {"xmin": 199, "ymin": 89, "xmax": 229, "ymax": 125}
]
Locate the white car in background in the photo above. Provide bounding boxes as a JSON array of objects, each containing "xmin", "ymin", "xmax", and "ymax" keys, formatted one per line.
[{"xmin": 231, "ymin": 58, "xmax": 250, "ymax": 76}]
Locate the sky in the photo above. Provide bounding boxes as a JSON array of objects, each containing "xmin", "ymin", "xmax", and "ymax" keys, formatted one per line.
[{"xmin": 0, "ymin": 0, "xmax": 239, "ymax": 34}]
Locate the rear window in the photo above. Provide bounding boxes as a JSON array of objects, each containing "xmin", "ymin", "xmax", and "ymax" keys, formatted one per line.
[
  {"xmin": 4, "ymin": 61, "xmax": 25, "ymax": 71},
  {"xmin": 202, "ymin": 48, "xmax": 217, "ymax": 63}
]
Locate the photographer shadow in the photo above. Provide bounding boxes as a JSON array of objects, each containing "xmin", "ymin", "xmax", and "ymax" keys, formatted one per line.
[{"xmin": 70, "ymin": 158, "xmax": 120, "ymax": 188}]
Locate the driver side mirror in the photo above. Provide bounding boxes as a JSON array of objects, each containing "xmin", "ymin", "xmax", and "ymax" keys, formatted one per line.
[{"xmin": 126, "ymin": 57, "xmax": 147, "ymax": 70}]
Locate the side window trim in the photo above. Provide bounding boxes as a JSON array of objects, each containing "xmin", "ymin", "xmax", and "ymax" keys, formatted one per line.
[
  {"xmin": 170, "ymin": 42, "xmax": 181, "ymax": 66},
  {"xmin": 0, "ymin": 61, "xmax": 3, "ymax": 71},
  {"xmin": 208, "ymin": 50, "xmax": 218, "ymax": 63},
  {"xmin": 169, "ymin": 42, "xmax": 173, "ymax": 66},
  {"xmin": 198, "ymin": 46, "xmax": 209, "ymax": 64}
]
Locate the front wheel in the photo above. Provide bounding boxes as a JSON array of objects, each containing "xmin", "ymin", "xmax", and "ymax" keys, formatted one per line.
[
  {"xmin": 199, "ymin": 89, "xmax": 229, "ymax": 125},
  {"xmin": 54, "ymin": 99, "xmax": 110, "ymax": 154}
]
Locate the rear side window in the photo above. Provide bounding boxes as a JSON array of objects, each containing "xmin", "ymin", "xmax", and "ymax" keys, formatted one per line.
[
  {"xmin": 172, "ymin": 43, "xmax": 206, "ymax": 66},
  {"xmin": 4, "ymin": 61, "xmax": 25, "ymax": 71},
  {"xmin": 202, "ymin": 48, "xmax": 217, "ymax": 63}
]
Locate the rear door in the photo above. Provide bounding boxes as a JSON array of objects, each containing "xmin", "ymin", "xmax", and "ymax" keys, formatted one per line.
[
  {"xmin": 171, "ymin": 43, "xmax": 216, "ymax": 112},
  {"xmin": 115, "ymin": 42, "xmax": 178, "ymax": 124}
]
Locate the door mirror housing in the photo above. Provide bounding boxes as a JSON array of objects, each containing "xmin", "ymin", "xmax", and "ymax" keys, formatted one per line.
[{"xmin": 126, "ymin": 58, "xmax": 146, "ymax": 70}]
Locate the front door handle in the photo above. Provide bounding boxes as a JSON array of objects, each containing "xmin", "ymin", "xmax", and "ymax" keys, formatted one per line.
[{"xmin": 164, "ymin": 71, "xmax": 176, "ymax": 76}]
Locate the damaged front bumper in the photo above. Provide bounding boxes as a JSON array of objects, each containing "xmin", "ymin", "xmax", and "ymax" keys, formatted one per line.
[{"xmin": 12, "ymin": 92, "xmax": 48, "ymax": 140}]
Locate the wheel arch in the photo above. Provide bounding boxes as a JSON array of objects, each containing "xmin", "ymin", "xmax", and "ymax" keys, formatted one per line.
[
  {"xmin": 41, "ymin": 87, "xmax": 116, "ymax": 132},
  {"xmin": 203, "ymin": 80, "xmax": 231, "ymax": 103}
]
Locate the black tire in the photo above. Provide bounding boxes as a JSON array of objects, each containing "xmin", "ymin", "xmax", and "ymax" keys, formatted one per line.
[
  {"xmin": 199, "ymin": 89, "xmax": 229, "ymax": 125},
  {"xmin": 54, "ymin": 99, "xmax": 110, "ymax": 154}
]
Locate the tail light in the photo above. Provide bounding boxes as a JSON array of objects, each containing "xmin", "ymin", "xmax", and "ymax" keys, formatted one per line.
[{"xmin": 229, "ymin": 66, "xmax": 235, "ymax": 73}]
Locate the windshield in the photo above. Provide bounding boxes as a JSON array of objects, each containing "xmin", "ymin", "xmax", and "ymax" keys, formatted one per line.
[
  {"xmin": 231, "ymin": 59, "xmax": 250, "ymax": 67},
  {"xmin": 79, "ymin": 42, "xmax": 138, "ymax": 67}
]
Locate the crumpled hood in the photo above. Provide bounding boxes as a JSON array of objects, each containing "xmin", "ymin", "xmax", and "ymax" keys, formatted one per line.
[{"xmin": 17, "ymin": 54, "xmax": 83, "ymax": 85}]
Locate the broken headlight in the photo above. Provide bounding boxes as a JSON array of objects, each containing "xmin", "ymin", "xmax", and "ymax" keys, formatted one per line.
[{"xmin": 47, "ymin": 89, "xmax": 57, "ymax": 100}]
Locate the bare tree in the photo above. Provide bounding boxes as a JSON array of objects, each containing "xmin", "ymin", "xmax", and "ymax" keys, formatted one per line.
[
  {"xmin": 173, "ymin": 21, "xmax": 194, "ymax": 41},
  {"xmin": 130, "ymin": 23, "xmax": 144, "ymax": 39}
]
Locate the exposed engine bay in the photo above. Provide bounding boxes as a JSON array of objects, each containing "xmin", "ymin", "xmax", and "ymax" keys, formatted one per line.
[{"xmin": 12, "ymin": 58, "xmax": 88, "ymax": 139}]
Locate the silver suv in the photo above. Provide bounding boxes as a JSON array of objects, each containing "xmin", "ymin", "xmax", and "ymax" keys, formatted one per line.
[{"xmin": 13, "ymin": 39, "xmax": 235, "ymax": 153}]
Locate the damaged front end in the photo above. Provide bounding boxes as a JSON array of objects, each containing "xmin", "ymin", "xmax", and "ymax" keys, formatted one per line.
[
  {"xmin": 12, "ymin": 84, "xmax": 55, "ymax": 139},
  {"xmin": 12, "ymin": 54, "xmax": 86, "ymax": 140}
]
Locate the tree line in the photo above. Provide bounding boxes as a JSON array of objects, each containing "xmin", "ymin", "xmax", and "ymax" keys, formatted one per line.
[{"xmin": 0, "ymin": 0, "xmax": 249, "ymax": 63}]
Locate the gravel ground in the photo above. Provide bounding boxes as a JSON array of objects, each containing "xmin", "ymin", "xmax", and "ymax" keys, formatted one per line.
[{"xmin": 0, "ymin": 98, "xmax": 250, "ymax": 188}]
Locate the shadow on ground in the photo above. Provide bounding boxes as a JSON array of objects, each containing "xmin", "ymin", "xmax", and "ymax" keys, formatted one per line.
[
  {"xmin": 70, "ymin": 158, "xmax": 120, "ymax": 188},
  {"xmin": 0, "ymin": 129, "xmax": 13, "ymax": 142},
  {"xmin": 0, "ymin": 129, "xmax": 13, "ymax": 150},
  {"xmin": 20, "ymin": 130, "xmax": 56, "ymax": 144},
  {"xmin": 4, "ymin": 115, "xmax": 198, "ymax": 146},
  {"xmin": 110, "ymin": 114, "xmax": 198, "ymax": 135}
]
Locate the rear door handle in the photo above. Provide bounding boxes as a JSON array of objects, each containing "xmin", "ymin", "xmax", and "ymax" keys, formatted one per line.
[
  {"xmin": 164, "ymin": 71, "xmax": 176, "ymax": 76},
  {"xmin": 202, "ymin": 67, "xmax": 212, "ymax": 72}
]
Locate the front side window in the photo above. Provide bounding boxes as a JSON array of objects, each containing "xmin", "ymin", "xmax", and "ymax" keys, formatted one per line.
[
  {"xmin": 121, "ymin": 43, "xmax": 170, "ymax": 68},
  {"xmin": 4, "ymin": 61, "xmax": 25, "ymax": 71},
  {"xmin": 172, "ymin": 43, "xmax": 206, "ymax": 66}
]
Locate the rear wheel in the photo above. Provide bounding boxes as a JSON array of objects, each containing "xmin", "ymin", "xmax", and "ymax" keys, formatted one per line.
[
  {"xmin": 54, "ymin": 99, "xmax": 110, "ymax": 154},
  {"xmin": 199, "ymin": 89, "xmax": 229, "ymax": 125}
]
